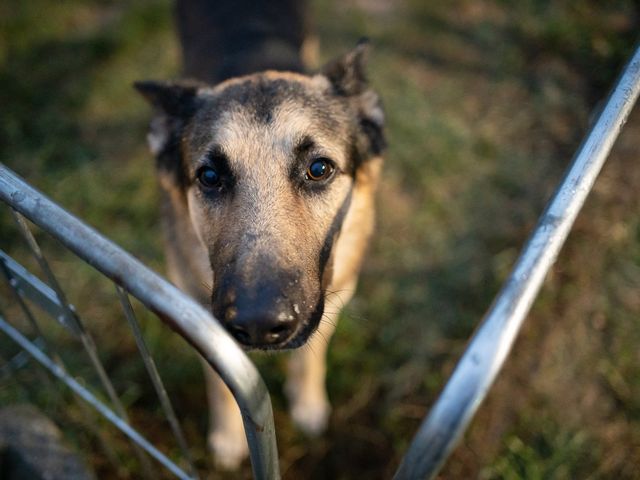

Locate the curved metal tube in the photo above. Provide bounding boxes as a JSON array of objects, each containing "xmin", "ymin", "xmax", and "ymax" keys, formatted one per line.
[
  {"xmin": 0, "ymin": 165, "xmax": 280, "ymax": 480},
  {"xmin": 394, "ymin": 44, "xmax": 640, "ymax": 479}
]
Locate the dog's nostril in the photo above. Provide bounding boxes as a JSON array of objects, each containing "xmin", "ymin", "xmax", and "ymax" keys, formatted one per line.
[
  {"xmin": 269, "ymin": 324, "xmax": 292, "ymax": 336},
  {"xmin": 228, "ymin": 324, "xmax": 251, "ymax": 345},
  {"xmin": 221, "ymin": 304, "xmax": 299, "ymax": 347},
  {"xmin": 270, "ymin": 324, "xmax": 289, "ymax": 335},
  {"xmin": 264, "ymin": 321, "xmax": 296, "ymax": 344}
]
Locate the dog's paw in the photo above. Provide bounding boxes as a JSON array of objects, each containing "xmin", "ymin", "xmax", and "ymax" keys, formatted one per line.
[
  {"xmin": 208, "ymin": 429, "xmax": 249, "ymax": 470},
  {"xmin": 289, "ymin": 392, "xmax": 331, "ymax": 436}
]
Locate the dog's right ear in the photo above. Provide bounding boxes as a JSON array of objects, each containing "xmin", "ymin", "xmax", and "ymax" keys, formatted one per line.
[
  {"xmin": 134, "ymin": 80, "xmax": 201, "ymax": 119},
  {"xmin": 135, "ymin": 81, "xmax": 202, "ymax": 187},
  {"xmin": 135, "ymin": 81, "xmax": 201, "ymax": 156}
]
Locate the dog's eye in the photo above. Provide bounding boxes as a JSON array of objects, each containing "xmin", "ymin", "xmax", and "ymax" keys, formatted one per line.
[
  {"xmin": 306, "ymin": 158, "xmax": 334, "ymax": 181},
  {"xmin": 197, "ymin": 166, "xmax": 220, "ymax": 188}
]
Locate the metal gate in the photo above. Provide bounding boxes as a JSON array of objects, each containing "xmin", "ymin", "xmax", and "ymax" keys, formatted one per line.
[{"xmin": 1, "ymin": 44, "xmax": 638, "ymax": 480}]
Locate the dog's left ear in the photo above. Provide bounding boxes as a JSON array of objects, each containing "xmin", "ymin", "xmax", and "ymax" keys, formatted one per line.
[{"xmin": 321, "ymin": 40, "xmax": 385, "ymax": 156}]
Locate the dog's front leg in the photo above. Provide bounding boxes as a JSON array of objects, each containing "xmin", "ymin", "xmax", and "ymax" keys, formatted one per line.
[
  {"xmin": 285, "ymin": 310, "xmax": 339, "ymax": 436},
  {"xmin": 202, "ymin": 360, "xmax": 249, "ymax": 469}
]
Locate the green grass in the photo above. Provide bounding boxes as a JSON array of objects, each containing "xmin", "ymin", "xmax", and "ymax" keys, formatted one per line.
[{"xmin": 2, "ymin": 0, "xmax": 640, "ymax": 478}]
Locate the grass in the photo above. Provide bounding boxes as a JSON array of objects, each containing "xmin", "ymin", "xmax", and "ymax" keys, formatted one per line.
[{"xmin": 1, "ymin": 0, "xmax": 640, "ymax": 478}]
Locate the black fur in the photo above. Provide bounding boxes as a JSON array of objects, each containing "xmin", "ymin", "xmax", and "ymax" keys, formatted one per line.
[{"xmin": 175, "ymin": 0, "xmax": 308, "ymax": 83}]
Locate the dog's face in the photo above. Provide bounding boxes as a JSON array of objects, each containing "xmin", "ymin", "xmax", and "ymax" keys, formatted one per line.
[{"xmin": 136, "ymin": 44, "xmax": 384, "ymax": 350}]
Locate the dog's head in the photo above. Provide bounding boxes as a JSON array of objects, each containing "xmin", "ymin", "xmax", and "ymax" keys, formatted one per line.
[{"xmin": 136, "ymin": 43, "xmax": 384, "ymax": 350}]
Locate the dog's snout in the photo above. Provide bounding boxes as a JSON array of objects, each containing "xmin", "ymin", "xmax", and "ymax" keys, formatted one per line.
[
  {"xmin": 222, "ymin": 306, "xmax": 298, "ymax": 347},
  {"xmin": 211, "ymin": 265, "xmax": 309, "ymax": 349}
]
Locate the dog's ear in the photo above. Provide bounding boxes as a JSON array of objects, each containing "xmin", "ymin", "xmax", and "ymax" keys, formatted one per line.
[
  {"xmin": 321, "ymin": 40, "xmax": 386, "ymax": 156},
  {"xmin": 134, "ymin": 80, "xmax": 201, "ymax": 119},
  {"xmin": 135, "ymin": 80, "xmax": 202, "ymax": 188},
  {"xmin": 322, "ymin": 40, "xmax": 370, "ymax": 96}
]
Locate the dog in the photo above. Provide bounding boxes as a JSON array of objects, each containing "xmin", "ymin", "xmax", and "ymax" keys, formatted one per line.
[{"xmin": 135, "ymin": 0, "xmax": 385, "ymax": 469}]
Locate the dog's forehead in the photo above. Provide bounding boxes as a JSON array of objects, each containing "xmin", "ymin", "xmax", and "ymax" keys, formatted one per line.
[
  {"xmin": 186, "ymin": 73, "xmax": 351, "ymax": 165},
  {"xmin": 210, "ymin": 72, "xmax": 335, "ymax": 122}
]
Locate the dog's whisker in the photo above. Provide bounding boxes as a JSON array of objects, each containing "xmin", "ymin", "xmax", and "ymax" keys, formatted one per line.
[
  {"xmin": 324, "ymin": 290, "xmax": 349, "ymax": 310},
  {"xmin": 324, "ymin": 299, "xmax": 343, "ymax": 310},
  {"xmin": 320, "ymin": 315, "xmax": 338, "ymax": 328},
  {"xmin": 323, "ymin": 299, "xmax": 341, "ymax": 312},
  {"xmin": 311, "ymin": 330, "xmax": 330, "ymax": 351},
  {"xmin": 299, "ymin": 337, "xmax": 322, "ymax": 360}
]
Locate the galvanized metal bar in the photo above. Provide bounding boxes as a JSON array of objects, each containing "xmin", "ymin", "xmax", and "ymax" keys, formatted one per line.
[
  {"xmin": 0, "ymin": 258, "xmax": 55, "ymax": 351},
  {"xmin": 0, "ymin": 252, "xmax": 75, "ymax": 372},
  {"xmin": 394, "ymin": 44, "xmax": 640, "ymax": 479},
  {"xmin": 0, "ymin": 256, "xmax": 70, "ymax": 394},
  {"xmin": 0, "ymin": 290, "xmax": 124, "ymax": 471},
  {"xmin": 115, "ymin": 286, "xmax": 200, "ymax": 479},
  {"xmin": 0, "ymin": 165, "xmax": 280, "ymax": 480},
  {"xmin": 10, "ymin": 209, "xmax": 157, "ymax": 479},
  {"xmin": 0, "ymin": 313, "xmax": 194, "ymax": 480},
  {"xmin": 10, "ymin": 211, "xmax": 84, "ymax": 335},
  {"xmin": 0, "ymin": 249, "xmax": 81, "ymax": 335}
]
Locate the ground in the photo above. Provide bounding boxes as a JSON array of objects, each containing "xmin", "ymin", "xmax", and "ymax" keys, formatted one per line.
[{"xmin": 1, "ymin": 1, "xmax": 639, "ymax": 478}]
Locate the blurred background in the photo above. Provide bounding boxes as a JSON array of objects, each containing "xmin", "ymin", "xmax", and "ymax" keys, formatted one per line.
[{"xmin": 1, "ymin": 1, "xmax": 639, "ymax": 478}]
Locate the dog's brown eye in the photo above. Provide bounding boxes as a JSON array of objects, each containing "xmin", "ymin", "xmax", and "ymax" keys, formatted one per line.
[
  {"xmin": 197, "ymin": 166, "xmax": 220, "ymax": 188},
  {"xmin": 306, "ymin": 158, "xmax": 333, "ymax": 181}
]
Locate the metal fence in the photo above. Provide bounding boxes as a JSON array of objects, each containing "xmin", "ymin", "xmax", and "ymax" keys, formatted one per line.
[
  {"xmin": 0, "ymin": 168, "xmax": 278, "ymax": 479},
  {"xmin": 1, "ymin": 44, "xmax": 638, "ymax": 479}
]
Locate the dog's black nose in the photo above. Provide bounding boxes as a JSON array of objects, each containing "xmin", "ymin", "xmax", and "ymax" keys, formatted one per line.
[
  {"xmin": 212, "ymin": 267, "xmax": 305, "ymax": 349},
  {"xmin": 223, "ymin": 307, "xmax": 297, "ymax": 348}
]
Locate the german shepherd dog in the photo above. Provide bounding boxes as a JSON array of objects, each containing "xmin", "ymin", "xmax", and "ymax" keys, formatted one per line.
[{"xmin": 136, "ymin": 0, "xmax": 384, "ymax": 469}]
